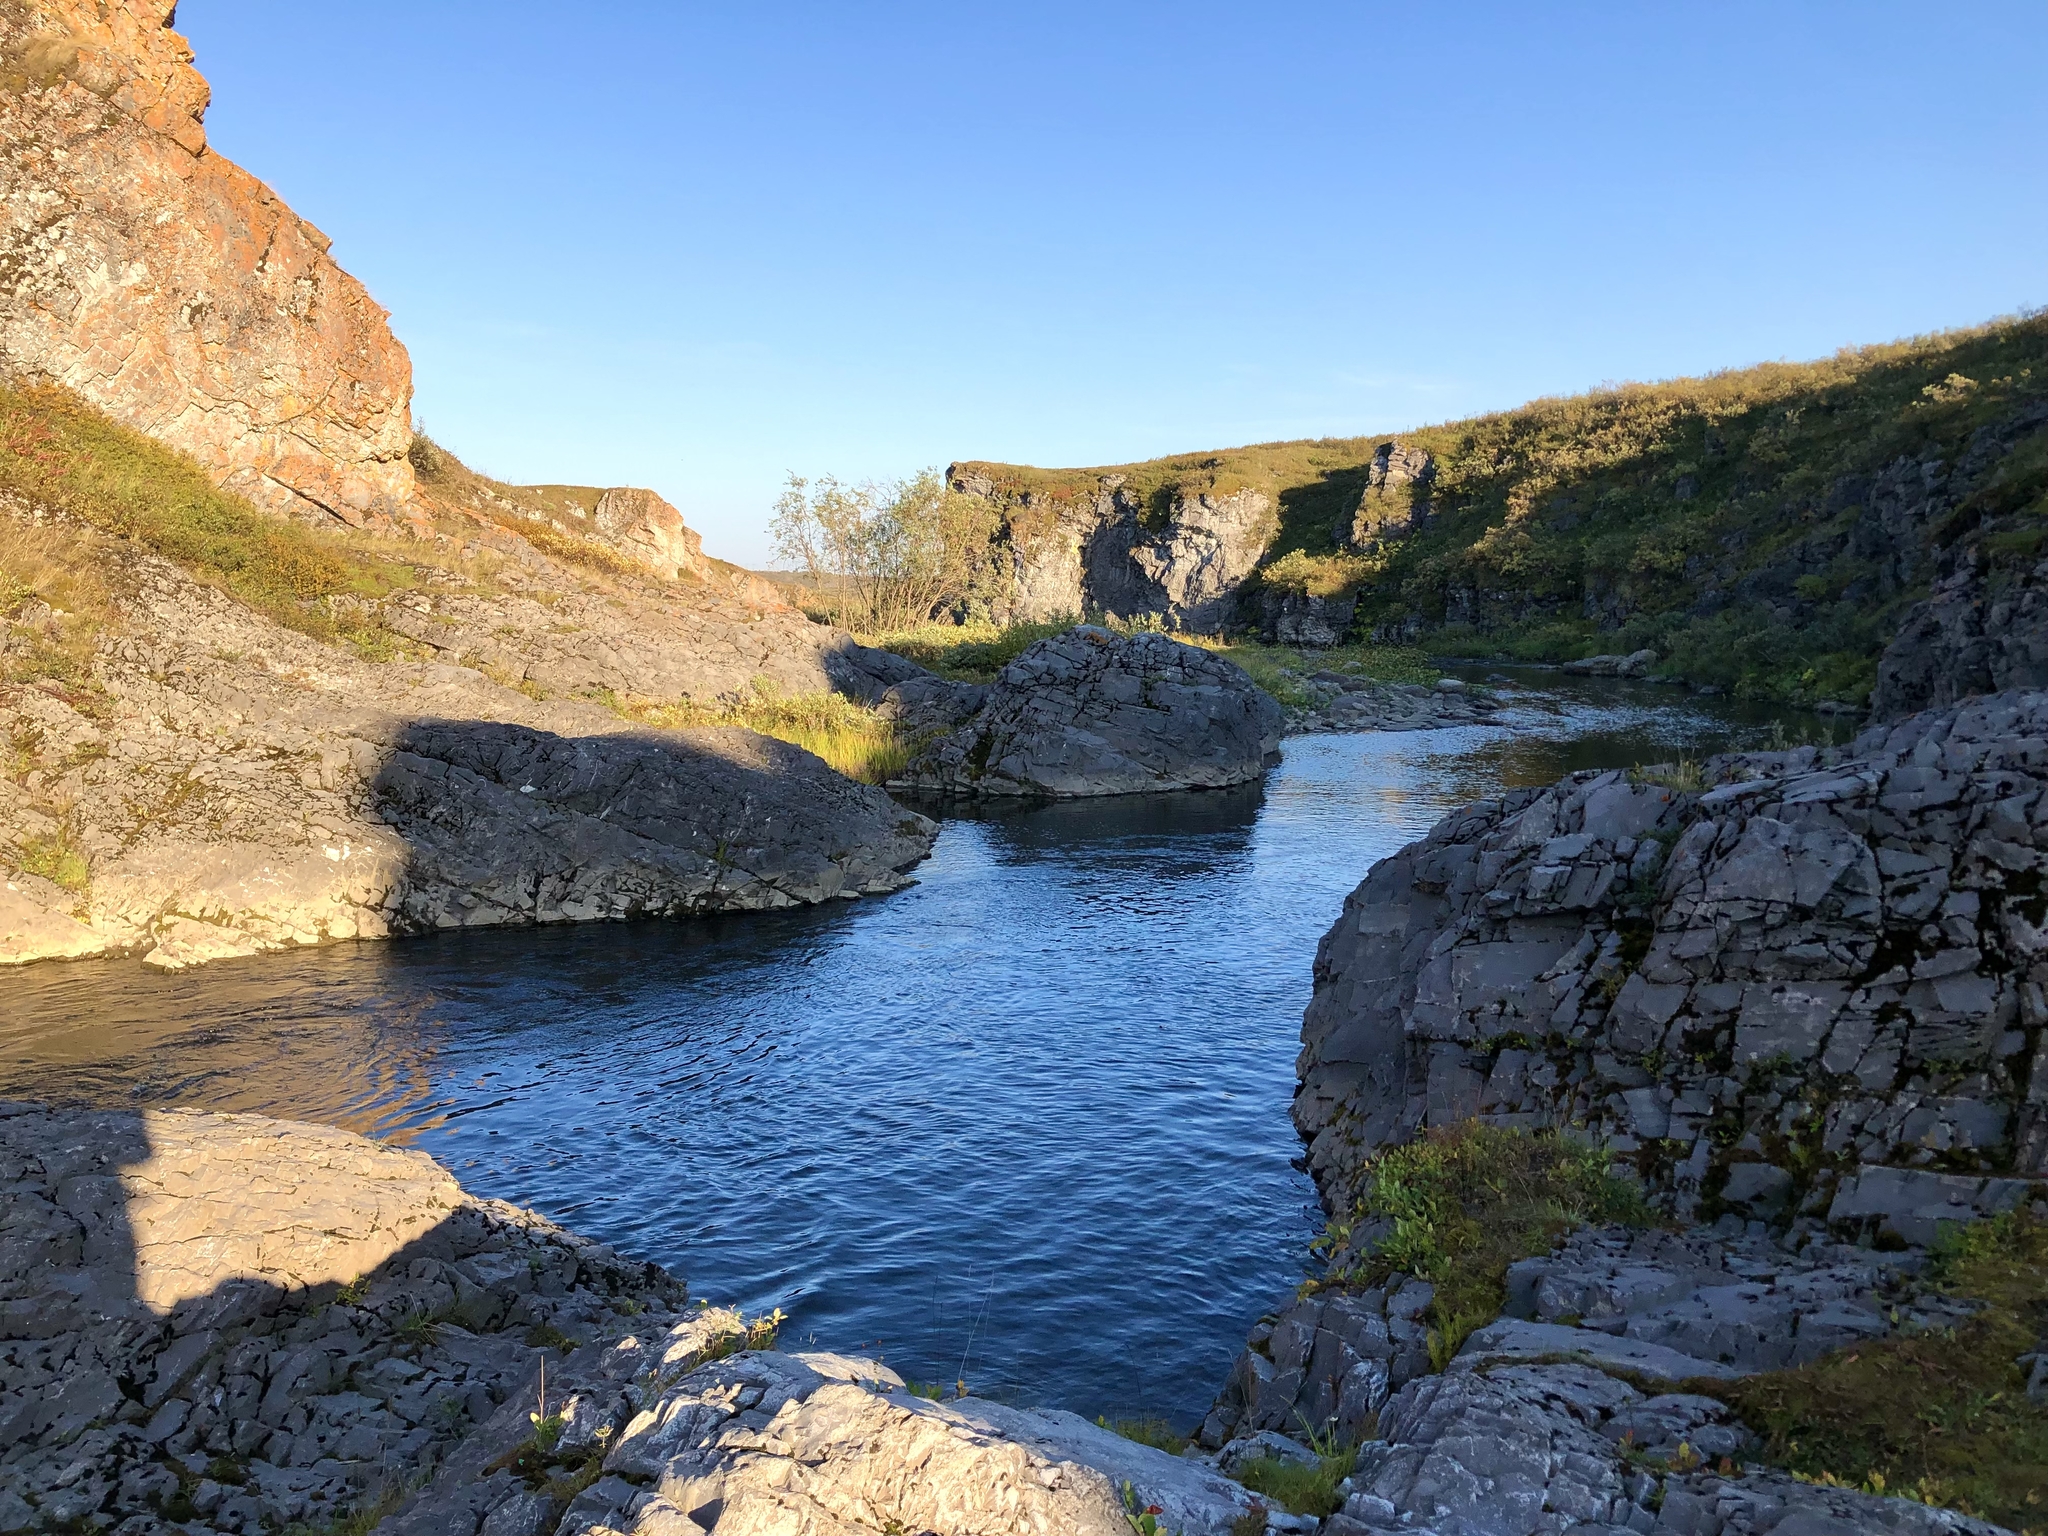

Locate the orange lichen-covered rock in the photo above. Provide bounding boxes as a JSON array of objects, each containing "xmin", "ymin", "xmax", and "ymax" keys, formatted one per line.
[{"xmin": 0, "ymin": 0, "xmax": 416, "ymax": 525}]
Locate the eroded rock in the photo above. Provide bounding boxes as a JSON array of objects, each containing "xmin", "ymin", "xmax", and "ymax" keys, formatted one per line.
[{"xmin": 896, "ymin": 625, "xmax": 1283, "ymax": 798}]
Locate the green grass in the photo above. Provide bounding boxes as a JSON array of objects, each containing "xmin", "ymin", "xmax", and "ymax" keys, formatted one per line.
[
  {"xmin": 1320, "ymin": 1121, "xmax": 1654, "ymax": 1365},
  {"xmin": 1098, "ymin": 1415, "xmax": 1188, "ymax": 1454},
  {"xmin": 860, "ymin": 618, "xmax": 1077, "ymax": 679},
  {"xmin": 16, "ymin": 826, "xmax": 88, "ymax": 893},
  {"xmin": 1705, "ymin": 1209, "xmax": 2048, "ymax": 1534},
  {"xmin": 1232, "ymin": 1437, "xmax": 1360, "ymax": 1518},
  {"xmin": 0, "ymin": 381, "xmax": 423, "ymax": 659},
  {"xmin": 619, "ymin": 684, "xmax": 910, "ymax": 784},
  {"xmin": 957, "ymin": 312, "xmax": 2048, "ymax": 706}
]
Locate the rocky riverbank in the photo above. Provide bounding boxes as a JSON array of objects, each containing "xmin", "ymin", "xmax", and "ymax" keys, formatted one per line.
[
  {"xmin": 0, "ymin": 1104, "xmax": 1271, "ymax": 1536},
  {"xmin": 1189, "ymin": 685, "xmax": 2048, "ymax": 1536}
]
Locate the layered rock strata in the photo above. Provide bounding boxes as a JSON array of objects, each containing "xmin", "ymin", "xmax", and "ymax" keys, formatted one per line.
[
  {"xmin": 896, "ymin": 625, "xmax": 1284, "ymax": 798},
  {"xmin": 950, "ymin": 470, "xmax": 1278, "ymax": 631},
  {"xmin": 0, "ymin": 1, "xmax": 416, "ymax": 526},
  {"xmin": 0, "ymin": 1103, "xmax": 691, "ymax": 1535},
  {"xmin": 1294, "ymin": 689, "xmax": 2048, "ymax": 1226},
  {"xmin": 1201, "ymin": 1221, "xmax": 2024, "ymax": 1536},
  {"xmin": 0, "ymin": 519, "xmax": 934, "ymax": 969}
]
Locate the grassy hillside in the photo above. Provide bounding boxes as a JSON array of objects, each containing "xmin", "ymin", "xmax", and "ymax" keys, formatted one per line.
[{"xmin": 957, "ymin": 313, "xmax": 2048, "ymax": 705}]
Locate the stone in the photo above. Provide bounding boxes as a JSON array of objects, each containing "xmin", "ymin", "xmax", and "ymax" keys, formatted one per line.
[
  {"xmin": 1290, "ymin": 704, "xmax": 2048, "ymax": 1221},
  {"xmin": 897, "ymin": 626, "xmax": 1283, "ymax": 797},
  {"xmin": 0, "ymin": 2, "xmax": 414, "ymax": 527},
  {"xmin": 0, "ymin": 533, "xmax": 937, "ymax": 969},
  {"xmin": 1562, "ymin": 650, "xmax": 1660, "ymax": 678},
  {"xmin": 0, "ymin": 1102, "xmax": 693, "ymax": 1535},
  {"xmin": 950, "ymin": 470, "xmax": 1277, "ymax": 631}
]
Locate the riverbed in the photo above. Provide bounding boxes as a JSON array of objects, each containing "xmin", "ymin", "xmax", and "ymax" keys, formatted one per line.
[{"xmin": 0, "ymin": 677, "xmax": 1822, "ymax": 1423}]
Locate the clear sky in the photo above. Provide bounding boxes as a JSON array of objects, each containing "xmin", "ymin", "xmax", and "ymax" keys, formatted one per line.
[{"xmin": 179, "ymin": 2, "xmax": 2046, "ymax": 567}]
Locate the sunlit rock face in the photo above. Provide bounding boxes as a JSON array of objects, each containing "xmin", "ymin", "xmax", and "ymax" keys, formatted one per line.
[{"xmin": 0, "ymin": 0, "xmax": 417, "ymax": 526}]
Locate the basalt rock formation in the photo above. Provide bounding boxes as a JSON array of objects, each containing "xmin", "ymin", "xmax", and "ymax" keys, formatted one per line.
[
  {"xmin": 0, "ymin": 0, "xmax": 416, "ymax": 527},
  {"xmin": 1295, "ymin": 689, "xmax": 2048, "ymax": 1228},
  {"xmin": 949, "ymin": 468, "xmax": 1277, "ymax": 631},
  {"xmin": 896, "ymin": 625, "xmax": 1283, "ymax": 798}
]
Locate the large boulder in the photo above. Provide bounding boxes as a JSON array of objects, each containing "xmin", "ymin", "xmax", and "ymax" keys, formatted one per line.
[
  {"xmin": 0, "ymin": 539, "xmax": 935, "ymax": 970},
  {"xmin": 1292, "ymin": 688, "xmax": 2048, "ymax": 1231},
  {"xmin": 0, "ymin": 1, "xmax": 416, "ymax": 527},
  {"xmin": 896, "ymin": 625, "xmax": 1283, "ymax": 798}
]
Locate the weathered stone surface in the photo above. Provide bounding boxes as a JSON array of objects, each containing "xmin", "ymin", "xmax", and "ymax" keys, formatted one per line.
[
  {"xmin": 0, "ymin": 526, "xmax": 935, "ymax": 968},
  {"xmin": 1325, "ymin": 1361, "xmax": 2006, "ymax": 1536},
  {"xmin": 1292, "ymin": 691, "xmax": 2048, "ymax": 1224},
  {"xmin": 0, "ymin": 1, "xmax": 415, "ymax": 526},
  {"xmin": 950, "ymin": 470, "xmax": 1278, "ymax": 631},
  {"xmin": 1346, "ymin": 442, "xmax": 1436, "ymax": 554},
  {"xmin": 389, "ymin": 1328, "xmax": 1265, "ymax": 1536},
  {"xmin": 1282, "ymin": 671, "xmax": 1510, "ymax": 735},
  {"xmin": 0, "ymin": 1103, "xmax": 690, "ymax": 1536},
  {"xmin": 1562, "ymin": 650, "xmax": 1659, "ymax": 678},
  {"xmin": 898, "ymin": 625, "xmax": 1283, "ymax": 798},
  {"xmin": 1870, "ymin": 402, "xmax": 2048, "ymax": 719}
]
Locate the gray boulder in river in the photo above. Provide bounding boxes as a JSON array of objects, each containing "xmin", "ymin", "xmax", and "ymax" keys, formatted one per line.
[{"xmin": 895, "ymin": 625, "xmax": 1284, "ymax": 798}]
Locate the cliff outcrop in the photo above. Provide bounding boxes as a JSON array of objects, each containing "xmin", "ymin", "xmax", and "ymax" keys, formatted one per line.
[
  {"xmin": 0, "ymin": 507, "xmax": 934, "ymax": 970},
  {"xmin": 1294, "ymin": 689, "xmax": 2048, "ymax": 1229},
  {"xmin": 896, "ymin": 625, "xmax": 1283, "ymax": 798},
  {"xmin": 949, "ymin": 468, "xmax": 1277, "ymax": 631},
  {"xmin": 0, "ymin": 0, "xmax": 416, "ymax": 526}
]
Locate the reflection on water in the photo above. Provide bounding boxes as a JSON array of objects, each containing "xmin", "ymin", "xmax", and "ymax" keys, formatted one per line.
[{"xmin": 0, "ymin": 679, "xmax": 1802, "ymax": 1421}]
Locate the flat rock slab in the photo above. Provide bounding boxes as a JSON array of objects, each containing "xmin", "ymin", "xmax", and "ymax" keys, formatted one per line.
[{"xmin": 1453, "ymin": 1318, "xmax": 1741, "ymax": 1382}]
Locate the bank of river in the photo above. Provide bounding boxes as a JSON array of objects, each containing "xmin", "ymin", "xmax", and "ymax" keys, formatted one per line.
[{"xmin": 0, "ymin": 677, "xmax": 1821, "ymax": 1424}]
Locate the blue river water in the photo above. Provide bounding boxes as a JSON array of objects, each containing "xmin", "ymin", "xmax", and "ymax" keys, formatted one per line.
[{"xmin": 0, "ymin": 677, "xmax": 1815, "ymax": 1423}]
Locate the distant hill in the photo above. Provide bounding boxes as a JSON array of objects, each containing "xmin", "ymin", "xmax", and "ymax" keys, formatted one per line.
[{"xmin": 954, "ymin": 314, "xmax": 2048, "ymax": 707}]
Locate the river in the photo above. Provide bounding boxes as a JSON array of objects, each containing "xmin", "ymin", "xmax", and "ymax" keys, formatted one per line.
[{"xmin": 0, "ymin": 675, "xmax": 1826, "ymax": 1424}]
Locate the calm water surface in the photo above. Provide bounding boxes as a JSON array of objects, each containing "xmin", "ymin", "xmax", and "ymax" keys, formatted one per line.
[{"xmin": 0, "ymin": 678, "xmax": 1815, "ymax": 1421}]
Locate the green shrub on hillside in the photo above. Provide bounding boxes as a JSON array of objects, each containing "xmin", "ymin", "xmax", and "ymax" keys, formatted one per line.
[
  {"xmin": 1707, "ymin": 1210, "xmax": 2048, "ymax": 1532},
  {"xmin": 958, "ymin": 313, "xmax": 2048, "ymax": 705},
  {"xmin": 1321, "ymin": 1122, "xmax": 1653, "ymax": 1364}
]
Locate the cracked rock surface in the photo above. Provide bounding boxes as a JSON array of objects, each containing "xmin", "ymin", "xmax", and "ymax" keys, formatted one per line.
[
  {"xmin": 0, "ymin": 523, "xmax": 935, "ymax": 969},
  {"xmin": 0, "ymin": 1103, "xmax": 691, "ymax": 1536},
  {"xmin": 896, "ymin": 625, "xmax": 1283, "ymax": 798},
  {"xmin": 1294, "ymin": 689, "xmax": 2048, "ymax": 1230}
]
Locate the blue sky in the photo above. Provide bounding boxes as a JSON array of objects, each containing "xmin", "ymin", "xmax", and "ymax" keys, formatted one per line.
[{"xmin": 180, "ymin": 2, "xmax": 2046, "ymax": 566}]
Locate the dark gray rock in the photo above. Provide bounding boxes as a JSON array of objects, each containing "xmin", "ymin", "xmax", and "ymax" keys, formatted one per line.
[
  {"xmin": 896, "ymin": 626, "xmax": 1283, "ymax": 798},
  {"xmin": 1292, "ymin": 690, "xmax": 2048, "ymax": 1226}
]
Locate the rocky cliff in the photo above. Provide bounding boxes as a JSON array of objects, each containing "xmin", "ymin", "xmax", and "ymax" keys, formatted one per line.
[
  {"xmin": 0, "ymin": 0, "xmax": 416, "ymax": 526},
  {"xmin": 949, "ymin": 467, "xmax": 1277, "ymax": 631},
  {"xmin": 1294, "ymin": 688, "xmax": 2048, "ymax": 1234}
]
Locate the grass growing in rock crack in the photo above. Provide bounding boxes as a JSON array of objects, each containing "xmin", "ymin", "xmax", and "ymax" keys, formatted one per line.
[
  {"xmin": 1703, "ymin": 1208, "xmax": 2048, "ymax": 1533},
  {"xmin": 1231, "ymin": 1425, "xmax": 1360, "ymax": 1518},
  {"xmin": 614, "ymin": 683, "xmax": 910, "ymax": 784},
  {"xmin": 1316, "ymin": 1121, "xmax": 1654, "ymax": 1365},
  {"xmin": 1098, "ymin": 1415, "xmax": 1188, "ymax": 1454}
]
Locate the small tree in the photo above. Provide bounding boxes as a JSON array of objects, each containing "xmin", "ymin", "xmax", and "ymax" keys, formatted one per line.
[{"xmin": 770, "ymin": 469, "xmax": 997, "ymax": 630}]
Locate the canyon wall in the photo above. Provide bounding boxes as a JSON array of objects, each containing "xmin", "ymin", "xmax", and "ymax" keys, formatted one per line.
[
  {"xmin": 949, "ymin": 468, "xmax": 1277, "ymax": 632},
  {"xmin": 0, "ymin": 0, "xmax": 416, "ymax": 525}
]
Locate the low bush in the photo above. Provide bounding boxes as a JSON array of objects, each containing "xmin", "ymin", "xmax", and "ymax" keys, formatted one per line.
[{"xmin": 619, "ymin": 685, "xmax": 909, "ymax": 784}]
